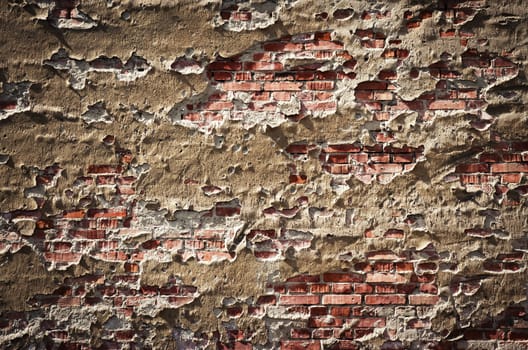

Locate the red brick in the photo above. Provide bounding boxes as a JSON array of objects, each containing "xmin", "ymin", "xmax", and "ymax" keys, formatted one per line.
[
  {"xmin": 280, "ymin": 295, "xmax": 320, "ymax": 305},
  {"xmin": 390, "ymin": 100, "xmax": 425, "ymax": 111},
  {"xmin": 44, "ymin": 252, "xmax": 82, "ymax": 263},
  {"xmin": 331, "ymin": 283, "xmax": 353, "ymax": 294},
  {"xmin": 354, "ymin": 283, "xmax": 374, "ymax": 294},
  {"xmin": 459, "ymin": 174, "xmax": 481, "ymax": 184},
  {"xmin": 411, "ymin": 274, "xmax": 436, "ymax": 283},
  {"xmin": 208, "ymin": 61, "xmax": 242, "ymax": 71},
  {"xmin": 305, "ymin": 41, "xmax": 344, "ymax": 50},
  {"xmin": 322, "ymin": 294, "xmax": 361, "ymax": 304},
  {"xmin": 508, "ymin": 330, "xmax": 528, "ymax": 341},
  {"xmin": 455, "ymin": 163, "xmax": 490, "ymax": 173},
  {"xmin": 289, "ymin": 174, "xmax": 307, "ymax": 184},
  {"xmin": 350, "ymin": 153, "xmax": 369, "ymax": 163},
  {"xmin": 87, "ymin": 208, "xmax": 127, "ymax": 219},
  {"xmin": 212, "ymin": 72, "xmax": 232, "ymax": 81},
  {"xmin": 356, "ymin": 81, "xmax": 388, "ymax": 90},
  {"xmin": 63, "ymin": 210, "xmax": 86, "ymax": 219},
  {"xmin": 310, "ymin": 306, "xmax": 327, "ymax": 316},
  {"xmin": 323, "ymin": 144, "xmax": 361, "ymax": 153},
  {"xmin": 384, "ymin": 229, "xmax": 405, "ymax": 238},
  {"xmin": 371, "ymin": 261, "xmax": 393, "ymax": 272},
  {"xmin": 310, "ymin": 283, "xmax": 331, "ymax": 293},
  {"xmin": 355, "ymin": 90, "xmax": 373, "ymax": 100},
  {"xmin": 306, "ymin": 81, "xmax": 335, "ymax": 90},
  {"xmin": 491, "ymin": 163, "xmax": 528, "ymax": 173},
  {"xmin": 381, "ymin": 49, "xmax": 409, "ymax": 59},
  {"xmin": 95, "ymin": 175, "xmax": 116, "ymax": 185},
  {"xmin": 205, "ymin": 101, "xmax": 233, "ymax": 110},
  {"xmin": 95, "ymin": 252, "xmax": 128, "ymax": 261},
  {"xmin": 167, "ymin": 296, "xmax": 195, "ymax": 307},
  {"xmin": 288, "ymin": 283, "xmax": 309, "ymax": 293},
  {"xmin": 124, "ymin": 262, "xmax": 140, "ymax": 273},
  {"xmin": 362, "ymin": 39, "xmax": 385, "ymax": 48},
  {"xmin": 215, "ymin": 205, "xmax": 240, "ymax": 216},
  {"xmin": 263, "ymin": 82, "xmax": 302, "ymax": 91},
  {"xmin": 496, "ymin": 252, "xmax": 524, "ymax": 261},
  {"xmin": 244, "ymin": 62, "xmax": 284, "ymax": 71},
  {"xmin": 235, "ymin": 72, "xmax": 252, "ymax": 80},
  {"xmin": 428, "ymin": 100, "xmax": 466, "ymax": 109},
  {"xmin": 256, "ymin": 295, "xmax": 276, "ymax": 305},
  {"xmin": 479, "ymin": 152, "xmax": 501, "ymax": 162},
  {"xmin": 502, "ymin": 153, "xmax": 523, "ymax": 162},
  {"xmin": 57, "ymin": 297, "xmax": 81, "ymax": 307},
  {"xmin": 366, "ymin": 273, "xmax": 407, "ymax": 283},
  {"xmin": 330, "ymin": 306, "xmax": 351, "ymax": 317},
  {"xmin": 392, "ymin": 154, "xmax": 414, "ymax": 163},
  {"xmin": 323, "ymin": 272, "xmax": 363, "ymax": 283},
  {"xmin": 222, "ymin": 82, "xmax": 262, "ymax": 91},
  {"xmin": 286, "ymin": 274, "xmax": 320, "ymax": 283},
  {"xmin": 369, "ymin": 153, "xmax": 390, "ymax": 163},
  {"xmin": 420, "ymin": 284, "xmax": 438, "ymax": 294},
  {"xmin": 231, "ymin": 11, "xmax": 252, "ymax": 21},
  {"xmin": 314, "ymin": 91, "xmax": 333, "ymax": 100},
  {"xmin": 312, "ymin": 32, "xmax": 331, "ymax": 41},
  {"xmin": 493, "ymin": 57, "xmax": 515, "ymax": 68},
  {"xmin": 511, "ymin": 141, "xmax": 528, "ymax": 152},
  {"xmin": 365, "ymin": 294, "xmax": 406, "ymax": 305},
  {"xmin": 304, "ymin": 101, "xmax": 337, "ymax": 111},
  {"xmin": 376, "ymin": 70, "xmax": 397, "ymax": 81},
  {"xmin": 70, "ymin": 229, "xmax": 105, "ymax": 239},
  {"xmin": 87, "ymin": 165, "xmax": 123, "ymax": 174}
]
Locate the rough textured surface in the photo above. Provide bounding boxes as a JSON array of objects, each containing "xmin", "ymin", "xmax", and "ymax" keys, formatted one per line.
[{"xmin": 0, "ymin": 0, "xmax": 527, "ymax": 349}]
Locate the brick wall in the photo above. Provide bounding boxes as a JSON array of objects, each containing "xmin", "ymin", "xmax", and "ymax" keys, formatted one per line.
[{"xmin": 1, "ymin": 0, "xmax": 527, "ymax": 349}]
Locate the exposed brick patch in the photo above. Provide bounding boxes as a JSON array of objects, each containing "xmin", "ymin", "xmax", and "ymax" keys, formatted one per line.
[
  {"xmin": 404, "ymin": 9, "xmax": 434, "ymax": 30},
  {"xmin": 0, "ymin": 146, "xmax": 246, "ymax": 269},
  {"xmin": 483, "ymin": 252, "xmax": 525, "ymax": 274},
  {"xmin": 29, "ymin": 0, "xmax": 98, "ymax": 29},
  {"xmin": 44, "ymin": 49, "xmax": 151, "ymax": 90},
  {"xmin": 0, "ymin": 273, "xmax": 198, "ymax": 348},
  {"xmin": 247, "ymin": 228, "xmax": 313, "ymax": 260},
  {"xmin": 446, "ymin": 140, "xmax": 528, "ymax": 205},
  {"xmin": 230, "ymin": 244, "xmax": 444, "ymax": 348},
  {"xmin": 213, "ymin": 0, "xmax": 294, "ymax": 32},
  {"xmin": 169, "ymin": 31, "xmax": 355, "ymax": 132},
  {"xmin": 285, "ymin": 142, "xmax": 425, "ymax": 184},
  {"xmin": 354, "ymin": 49, "xmax": 517, "ymax": 127},
  {"xmin": 171, "ymin": 16, "xmax": 516, "ymax": 135},
  {"xmin": 437, "ymin": 0, "xmax": 485, "ymax": 26},
  {"xmin": 442, "ymin": 301, "xmax": 528, "ymax": 346}
]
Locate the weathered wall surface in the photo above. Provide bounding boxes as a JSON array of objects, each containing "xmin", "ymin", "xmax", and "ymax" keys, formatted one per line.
[{"xmin": 0, "ymin": 0, "xmax": 527, "ymax": 349}]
